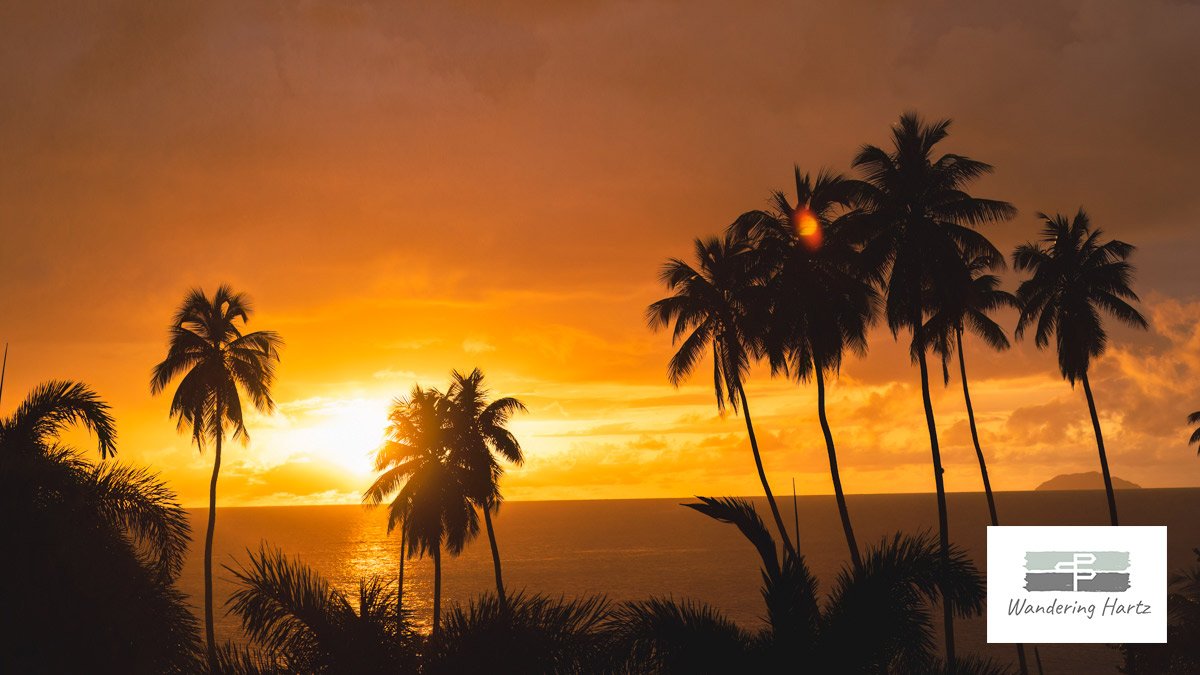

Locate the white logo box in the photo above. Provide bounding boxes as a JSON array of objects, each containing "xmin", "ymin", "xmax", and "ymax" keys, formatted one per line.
[{"xmin": 987, "ymin": 526, "xmax": 1167, "ymax": 644}]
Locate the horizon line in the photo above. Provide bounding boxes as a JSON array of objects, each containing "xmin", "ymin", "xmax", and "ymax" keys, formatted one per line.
[{"xmin": 180, "ymin": 484, "xmax": 1199, "ymax": 510}]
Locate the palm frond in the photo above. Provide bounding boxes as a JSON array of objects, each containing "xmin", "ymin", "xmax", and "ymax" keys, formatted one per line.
[
  {"xmin": 88, "ymin": 462, "xmax": 191, "ymax": 580},
  {"xmin": 225, "ymin": 545, "xmax": 349, "ymax": 658},
  {"xmin": 606, "ymin": 597, "xmax": 753, "ymax": 674},
  {"xmin": 429, "ymin": 591, "xmax": 611, "ymax": 674},
  {"xmin": 6, "ymin": 380, "xmax": 117, "ymax": 458},
  {"xmin": 683, "ymin": 496, "xmax": 779, "ymax": 579}
]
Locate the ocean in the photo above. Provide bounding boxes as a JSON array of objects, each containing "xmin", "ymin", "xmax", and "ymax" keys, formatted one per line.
[{"xmin": 181, "ymin": 488, "xmax": 1200, "ymax": 673}]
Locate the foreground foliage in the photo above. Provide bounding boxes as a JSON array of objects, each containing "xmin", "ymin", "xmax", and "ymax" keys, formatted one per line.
[
  {"xmin": 221, "ymin": 498, "xmax": 1010, "ymax": 674},
  {"xmin": 0, "ymin": 381, "xmax": 200, "ymax": 673},
  {"xmin": 1120, "ymin": 548, "xmax": 1200, "ymax": 673}
]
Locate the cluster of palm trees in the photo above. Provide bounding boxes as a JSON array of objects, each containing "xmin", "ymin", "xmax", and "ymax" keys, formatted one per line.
[
  {"xmin": 363, "ymin": 368, "xmax": 527, "ymax": 636},
  {"xmin": 648, "ymin": 112, "xmax": 1149, "ymax": 669},
  {"xmin": 6, "ymin": 109, "xmax": 1195, "ymax": 672}
]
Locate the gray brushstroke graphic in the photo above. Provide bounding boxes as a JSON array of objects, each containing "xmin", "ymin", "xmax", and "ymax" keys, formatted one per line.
[
  {"xmin": 1025, "ymin": 551, "xmax": 1129, "ymax": 572},
  {"xmin": 1025, "ymin": 572, "xmax": 1131, "ymax": 592},
  {"xmin": 1023, "ymin": 551, "xmax": 1131, "ymax": 592}
]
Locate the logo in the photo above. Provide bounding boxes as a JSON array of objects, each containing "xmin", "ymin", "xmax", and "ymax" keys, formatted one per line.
[
  {"xmin": 1024, "ymin": 551, "xmax": 1130, "ymax": 592},
  {"xmin": 987, "ymin": 526, "xmax": 1166, "ymax": 644}
]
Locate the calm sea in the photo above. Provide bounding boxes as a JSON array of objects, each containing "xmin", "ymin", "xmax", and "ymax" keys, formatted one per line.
[{"xmin": 182, "ymin": 488, "xmax": 1200, "ymax": 673}]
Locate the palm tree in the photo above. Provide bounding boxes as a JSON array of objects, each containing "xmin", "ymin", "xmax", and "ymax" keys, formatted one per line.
[
  {"xmin": 729, "ymin": 167, "xmax": 875, "ymax": 571},
  {"xmin": 1013, "ymin": 210, "xmax": 1148, "ymax": 526},
  {"xmin": 1188, "ymin": 412, "xmax": 1200, "ymax": 453},
  {"xmin": 365, "ymin": 385, "xmax": 479, "ymax": 635},
  {"xmin": 445, "ymin": 368, "xmax": 527, "ymax": 607},
  {"xmin": 426, "ymin": 592, "xmax": 612, "ymax": 674},
  {"xmin": 849, "ymin": 111, "xmax": 1016, "ymax": 665},
  {"xmin": 923, "ymin": 254, "xmax": 1017, "ymax": 527},
  {"xmin": 647, "ymin": 232, "xmax": 797, "ymax": 557},
  {"xmin": 226, "ymin": 544, "xmax": 418, "ymax": 673},
  {"xmin": 150, "ymin": 285, "xmax": 282, "ymax": 666},
  {"xmin": 924, "ymin": 255, "xmax": 1030, "ymax": 674},
  {"xmin": 0, "ymin": 381, "xmax": 200, "ymax": 673},
  {"xmin": 608, "ymin": 496, "xmax": 993, "ymax": 673}
]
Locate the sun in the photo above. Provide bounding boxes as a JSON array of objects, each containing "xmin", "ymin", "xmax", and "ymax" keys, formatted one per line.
[{"xmin": 285, "ymin": 397, "xmax": 393, "ymax": 478}]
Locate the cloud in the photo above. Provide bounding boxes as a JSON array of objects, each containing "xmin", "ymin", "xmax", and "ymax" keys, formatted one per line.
[
  {"xmin": 462, "ymin": 338, "xmax": 497, "ymax": 354},
  {"xmin": 5, "ymin": 0, "xmax": 1200, "ymax": 504}
]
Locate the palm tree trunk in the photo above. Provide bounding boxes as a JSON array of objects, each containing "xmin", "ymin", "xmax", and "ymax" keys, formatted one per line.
[
  {"xmin": 957, "ymin": 330, "xmax": 998, "ymax": 525},
  {"xmin": 1081, "ymin": 371, "xmax": 1119, "ymax": 526},
  {"xmin": 916, "ymin": 340, "xmax": 955, "ymax": 666},
  {"xmin": 956, "ymin": 331, "xmax": 1028, "ymax": 674},
  {"xmin": 432, "ymin": 544, "xmax": 442, "ymax": 636},
  {"xmin": 397, "ymin": 526, "xmax": 406, "ymax": 625},
  {"xmin": 203, "ymin": 400, "xmax": 223, "ymax": 669},
  {"xmin": 482, "ymin": 503, "xmax": 507, "ymax": 608},
  {"xmin": 815, "ymin": 367, "xmax": 861, "ymax": 571},
  {"xmin": 736, "ymin": 382, "xmax": 797, "ymax": 558}
]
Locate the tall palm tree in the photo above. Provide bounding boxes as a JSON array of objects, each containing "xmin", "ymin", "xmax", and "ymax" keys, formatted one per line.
[
  {"xmin": 849, "ymin": 112, "xmax": 1016, "ymax": 665},
  {"xmin": 1188, "ymin": 412, "xmax": 1200, "ymax": 453},
  {"xmin": 445, "ymin": 368, "xmax": 527, "ymax": 607},
  {"xmin": 1013, "ymin": 210, "xmax": 1148, "ymax": 526},
  {"xmin": 365, "ymin": 385, "xmax": 479, "ymax": 635},
  {"xmin": 0, "ymin": 381, "xmax": 200, "ymax": 672},
  {"xmin": 150, "ymin": 285, "xmax": 282, "ymax": 666},
  {"xmin": 363, "ymin": 386, "xmax": 442, "ymax": 626},
  {"xmin": 647, "ymin": 232, "xmax": 797, "ymax": 557},
  {"xmin": 923, "ymin": 254, "xmax": 1017, "ymax": 527},
  {"xmin": 730, "ymin": 167, "xmax": 875, "ymax": 571},
  {"xmin": 924, "ymin": 255, "xmax": 1031, "ymax": 674}
]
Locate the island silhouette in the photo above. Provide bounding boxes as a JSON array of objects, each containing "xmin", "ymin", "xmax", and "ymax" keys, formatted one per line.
[{"xmin": 1036, "ymin": 472, "xmax": 1142, "ymax": 491}]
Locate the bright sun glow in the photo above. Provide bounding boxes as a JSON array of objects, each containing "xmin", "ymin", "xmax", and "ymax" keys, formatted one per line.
[
  {"xmin": 793, "ymin": 206, "xmax": 823, "ymax": 250},
  {"xmin": 277, "ymin": 397, "xmax": 393, "ymax": 478}
]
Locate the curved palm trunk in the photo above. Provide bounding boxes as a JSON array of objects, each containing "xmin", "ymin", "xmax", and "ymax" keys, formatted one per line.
[
  {"xmin": 957, "ymin": 331, "xmax": 1028, "ymax": 674},
  {"xmin": 815, "ymin": 368, "xmax": 861, "ymax": 571},
  {"xmin": 432, "ymin": 544, "xmax": 442, "ymax": 636},
  {"xmin": 202, "ymin": 401, "xmax": 223, "ymax": 669},
  {"xmin": 736, "ymin": 382, "xmax": 797, "ymax": 558},
  {"xmin": 1081, "ymin": 371, "xmax": 1119, "ymax": 526},
  {"xmin": 482, "ymin": 503, "xmax": 507, "ymax": 608},
  {"xmin": 957, "ymin": 330, "xmax": 998, "ymax": 525},
  {"xmin": 916, "ymin": 340, "xmax": 955, "ymax": 666}
]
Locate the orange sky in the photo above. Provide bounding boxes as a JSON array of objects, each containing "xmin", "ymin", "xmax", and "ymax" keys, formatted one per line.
[{"xmin": 2, "ymin": 1, "xmax": 1199, "ymax": 506}]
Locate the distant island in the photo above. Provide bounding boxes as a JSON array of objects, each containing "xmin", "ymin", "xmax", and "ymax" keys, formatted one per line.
[{"xmin": 1036, "ymin": 472, "xmax": 1142, "ymax": 491}]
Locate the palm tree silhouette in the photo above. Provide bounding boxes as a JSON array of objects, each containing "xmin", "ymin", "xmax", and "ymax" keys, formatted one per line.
[
  {"xmin": 1013, "ymin": 210, "xmax": 1148, "ymax": 526},
  {"xmin": 609, "ymin": 496, "xmax": 995, "ymax": 673},
  {"xmin": 0, "ymin": 381, "xmax": 200, "ymax": 672},
  {"xmin": 426, "ymin": 592, "xmax": 612, "ymax": 673},
  {"xmin": 1188, "ymin": 412, "xmax": 1200, "ymax": 454},
  {"xmin": 729, "ymin": 167, "xmax": 875, "ymax": 571},
  {"xmin": 365, "ymin": 385, "xmax": 479, "ymax": 635},
  {"xmin": 446, "ymin": 368, "xmax": 527, "ymax": 608},
  {"xmin": 150, "ymin": 284, "xmax": 282, "ymax": 666},
  {"xmin": 849, "ymin": 112, "xmax": 1016, "ymax": 664},
  {"xmin": 923, "ymin": 254, "xmax": 1017, "ymax": 527},
  {"xmin": 647, "ymin": 232, "xmax": 797, "ymax": 557},
  {"xmin": 225, "ymin": 544, "xmax": 418, "ymax": 673},
  {"xmin": 924, "ymin": 254, "xmax": 1031, "ymax": 674}
]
